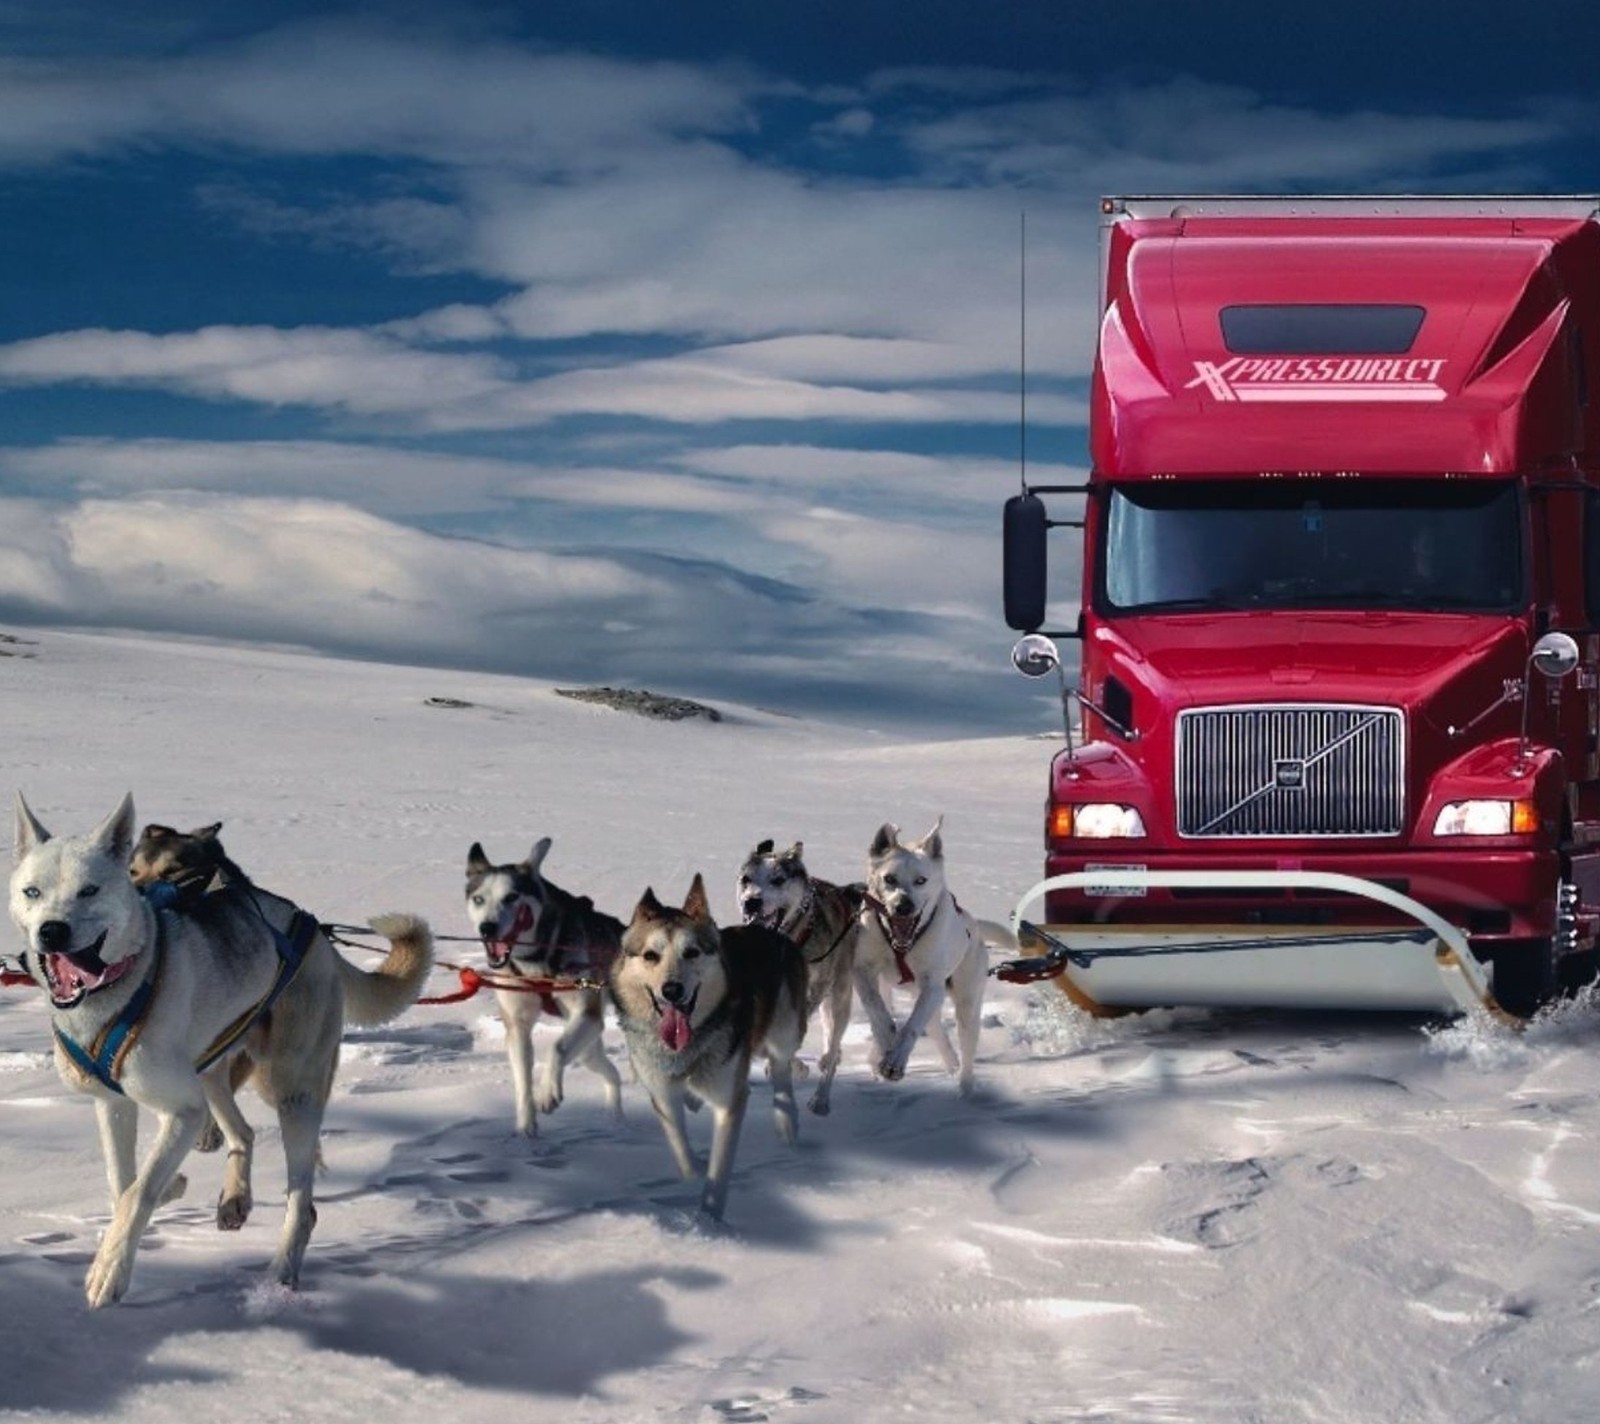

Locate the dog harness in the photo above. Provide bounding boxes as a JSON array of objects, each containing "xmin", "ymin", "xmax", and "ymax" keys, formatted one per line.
[
  {"xmin": 194, "ymin": 904, "xmax": 318, "ymax": 1073},
  {"xmin": 866, "ymin": 892, "xmax": 964, "ymax": 985},
  {"xmin": 53, "ymin": 924, "xmax": 168, "ymax": 1095},
  {"xmin": 54, "ymin": 902, "xmax": 318, "ymax": 1095}
]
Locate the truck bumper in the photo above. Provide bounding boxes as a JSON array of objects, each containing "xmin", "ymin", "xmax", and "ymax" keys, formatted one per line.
[
  {"xmin": 1014, "ymin": 869, "xmax": 1511, "ymax": 1019},
  {"xmin": 1043, "ymin": 848, "xmax": 1557, "ymax": 941}
]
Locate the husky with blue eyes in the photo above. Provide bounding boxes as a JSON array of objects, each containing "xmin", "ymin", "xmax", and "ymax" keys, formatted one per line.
[{"xmin": 9, "ymin": 792, "xmax": 432, "ymax": 1307}]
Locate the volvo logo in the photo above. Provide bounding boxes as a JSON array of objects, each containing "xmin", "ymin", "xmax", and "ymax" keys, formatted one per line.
[{"xmin": 1274, "ymin": 759, "xmax": 1306, "ymax": 790}]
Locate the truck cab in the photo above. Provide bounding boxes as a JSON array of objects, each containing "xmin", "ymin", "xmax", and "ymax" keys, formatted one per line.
[{"xmin": 1005, "ymin": 197, "xmax": 1600, "ymax": 1018}]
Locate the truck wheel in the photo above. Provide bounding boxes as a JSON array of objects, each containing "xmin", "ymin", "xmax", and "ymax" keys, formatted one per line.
[
  {"xmin": 1488, "ymin": 938, "xmax": 1556, "ymax": 1019},
  {"xmin": 1557, "ymin": 947, "xmax": 1599, "ymax": 997}
]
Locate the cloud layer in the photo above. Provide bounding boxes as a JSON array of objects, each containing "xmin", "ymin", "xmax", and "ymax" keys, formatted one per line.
[{"xmin": 0, "ymin": 15, "xmax": 1586, "ymax": 730}]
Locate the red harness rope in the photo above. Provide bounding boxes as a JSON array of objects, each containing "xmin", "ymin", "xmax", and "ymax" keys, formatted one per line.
[{"xmin": 413, "ymin": 957, "xmax": 601, "ymax": 1011}]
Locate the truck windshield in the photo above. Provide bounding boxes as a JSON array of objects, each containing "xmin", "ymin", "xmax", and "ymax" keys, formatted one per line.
[{"xmin": 1102, "ymin": 479, "xmax": 1523, "ymax": 614}]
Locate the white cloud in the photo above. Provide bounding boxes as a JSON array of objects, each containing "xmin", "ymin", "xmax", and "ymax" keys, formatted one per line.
[
  {"xmin": 0, "ymin": 325, "xmax": 512, "ymax": 417},
  {"xmin": 1, "ymin": 438, "xmax": 531, "ymax": 516},
  {"xmin": 0, "ymin": 22, "xmax": 762, "ymax": 169}
]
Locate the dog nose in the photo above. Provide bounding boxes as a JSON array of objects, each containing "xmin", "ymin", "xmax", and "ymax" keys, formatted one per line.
[
  {"xmin": 660, "ymin": 980, "xmax": 685, "ymax": 1004},
  {"xmin": 477, "ymin": 921, "xmax": 497, "ymax": 939},
  {"xmin": 37, "ymin": 921, "xmax": 72, "ymax": 952},
  {"xmin": 741, "ymin": 897, "xmax": 761, "ymax": 915}
]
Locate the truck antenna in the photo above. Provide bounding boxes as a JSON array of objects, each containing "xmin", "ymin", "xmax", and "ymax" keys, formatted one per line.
[{"xmin": 1019, "ymin": 209, "xmax": 1028, "ymax": 495}]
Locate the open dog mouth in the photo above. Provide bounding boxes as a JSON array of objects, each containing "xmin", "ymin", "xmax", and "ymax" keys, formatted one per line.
[
  {"xmin": 649, "ymin": 988, "xmax": 700, "ymax": 1052},
  {"xmin": 740, "ymin": 903, "xmax": 785, "ymax": 931},
  {"xmin": 884, "ymin": 911, "xmax": 923, "ymax": 952},
  {"xmin": 38, "ymin": 934, "xmax": 132, "ymax": 1008},
  {"xmin": 482, "ymin": 902, "xmax": 535, "ymax": 969}
]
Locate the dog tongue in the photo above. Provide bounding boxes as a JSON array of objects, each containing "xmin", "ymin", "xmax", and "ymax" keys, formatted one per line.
[
  {"xmin": 659, "ymin": 1004, "xmax": 692, "ymax": 1052},
  {"xmin": 44, "ymin": 948, "xmax": 128, "ymax": 1000}
]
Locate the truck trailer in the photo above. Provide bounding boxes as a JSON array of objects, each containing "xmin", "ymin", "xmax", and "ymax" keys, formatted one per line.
[{"xmin": 1003, "ymin": 196, "xmax": 1600, "ymax": 1020}]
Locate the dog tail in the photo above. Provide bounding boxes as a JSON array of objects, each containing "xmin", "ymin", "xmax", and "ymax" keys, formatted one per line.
[
  {"xmin": 338, "ymin": 912, "xmax": 435, "ymax": 1027},
  {"xmin": 973, "ymin": 918, "xmax": 1017, "ymax": 952}
]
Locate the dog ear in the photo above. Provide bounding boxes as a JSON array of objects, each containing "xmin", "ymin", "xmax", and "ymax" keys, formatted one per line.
[
  {"xmin": 683, "ymin": 874, "xmax": 715, "ymax": 926},
  {"xmin": 193, "ymin": 822, "xmax": 224, "ymax": 841},
  {"xmin": 525, "ymin": 837, "xmax": 552, "ymax": 878},
  {"xmin": 780, "ymin": 841, "xmax": 805, "ymax": 865},
  {"xmin": 754, "ymin": 839, "xmax": 774, "ymax": 856},
  {"xmin": 631, "ymin": 886, "xmax": 665, "ymax": 924},
  {"xmin": 91, "ymin": 793, "xmax": 137, "ymax": 862},
  {"xmin": 466, "ymin": 842, "xmax": 492, "ymax": 876},
  {"xmin": 14, "ymin": 792, "xmax": 50, "ymax": 859},
  {"xmin": 869, "ymin": 822, "xmax": 900, "ymax": 859},
  {"xmin": 139, "ymin": 823, "xmax": 178, "ymax": 843},
  {"xmin": 917, "ymin": 816, "xmax": 945, "ymax": 861}
]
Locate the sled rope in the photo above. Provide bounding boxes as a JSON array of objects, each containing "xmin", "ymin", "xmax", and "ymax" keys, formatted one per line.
[{"xmin": 321, "ymin": 923, "xmax": 604, "ymax": 1009}]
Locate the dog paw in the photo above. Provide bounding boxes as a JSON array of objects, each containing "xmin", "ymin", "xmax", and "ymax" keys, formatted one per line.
[
  {"xmin": 158, "ymin": 1172, "xmax": 189, "ymax": 1207},
  {"xmin": 84, "ymin": 1249, "xmax": 133, "ymax": 1309},
  {"xmin": 195, "ymin": 1118, "xmax": 224, "ymax": 1154},
  {"xmin": 534, "ymin": 1083, "xmax": 564, "ymax": 1115},
  {"xmin": 217, "ymin": 1190, "xmax": 253, "ymax": 1232},
  {"xmin": 807, "ymin": 1093, "xmax": 832, "ymax": 1116}
]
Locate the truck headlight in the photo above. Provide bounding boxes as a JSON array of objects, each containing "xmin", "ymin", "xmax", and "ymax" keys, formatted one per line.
[
  {"xmin": 1050, "ymin": 803, "xmax": 1147, "ymax": 839},
  {"xmin": 1432, "ymin": 799, "xmax": 1539, "ymax": 836}
]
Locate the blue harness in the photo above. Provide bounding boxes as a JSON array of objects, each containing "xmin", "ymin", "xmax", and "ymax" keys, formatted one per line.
[{"xmin": 53, "ymin": 895, "xmax": 319, "ymax": 1096}]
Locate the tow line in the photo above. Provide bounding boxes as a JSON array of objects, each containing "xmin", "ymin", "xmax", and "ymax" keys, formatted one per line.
[{"xmin": 321, "ymin": 923, "xmax": 605, "ymax": 1008}]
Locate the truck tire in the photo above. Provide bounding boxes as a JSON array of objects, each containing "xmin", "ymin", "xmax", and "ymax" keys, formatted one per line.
[{"xmin": 1488, "ymin": 937, "xmax": 1557, "ymax": 1019}]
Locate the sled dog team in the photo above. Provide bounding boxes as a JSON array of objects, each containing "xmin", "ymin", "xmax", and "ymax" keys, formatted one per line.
[{"xmin": 7, "ymin": 793, "xmax": 1009, "ymax": 1307}]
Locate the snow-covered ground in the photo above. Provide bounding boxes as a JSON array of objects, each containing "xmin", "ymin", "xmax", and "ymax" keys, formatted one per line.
[{"xmin": 4, "ymin": 628, "xmax": 1600, "ymax": 1423}]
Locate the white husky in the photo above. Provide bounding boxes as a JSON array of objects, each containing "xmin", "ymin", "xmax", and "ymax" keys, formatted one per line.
[
  {"xmin": 853, "ymin": 819, "xmax": 1001, "ymax": 1096},
  {"xmin": 9, "ymin": 793, "xmax": 433, "ymax": 1307}
]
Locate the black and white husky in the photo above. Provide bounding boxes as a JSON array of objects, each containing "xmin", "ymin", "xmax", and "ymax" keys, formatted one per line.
[
  {"xmin": 737, "ymin": 839, "xmax": 862, "ymax": 1115},
  {"xmin": 464, "ymin": 839, "xmax": 623, "ymax": 1137},
  {"xmin": 9, "ymin": 793, "xmax": 433, "ymax": 1306},
  {"xmin": 610, "ymin": 875, "xmax": 806, "ymax": 1220},
  {"xmin": 854, "ymin": 819, "xmax": 1003, "ymax": 1097}
]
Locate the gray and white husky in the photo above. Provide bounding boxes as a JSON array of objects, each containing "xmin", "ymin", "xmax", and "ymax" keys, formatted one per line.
[
  {"xmin": 737, "ymin": 839, "xmax": 862, "ymax": 1116},
  {"xmin": 9, "ymin": 793, "xmax": 433, "ymax": 1307},
  {"xmin": 853, "ymin": 819, "xmax": 1001, "ymax": 1097},
  {"xmin": 464, "ymin": 839, "xmax": 623, "ymax": 1137},
  {"xmin": 610, "ymin": 875, "xmax": 806, "ymax": 1220}
]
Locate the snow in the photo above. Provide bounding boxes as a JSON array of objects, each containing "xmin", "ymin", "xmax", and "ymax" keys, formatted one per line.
[{"xmin": 5, "ymin": 627, "xmax": 1600, "ymax": 1422}]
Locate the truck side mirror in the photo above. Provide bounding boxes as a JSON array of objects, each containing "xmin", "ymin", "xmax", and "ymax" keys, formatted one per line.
[
  {"xmin": 1003, "ymin": 493, "xmax": 1049, "ymax": 631},
  {"xmin": 1530, "ymin": 631, "xmax": 1580, "ymax": 679},
  {"xmin": 1011, "ymin": 633, "xmax": 1061, "ymax": 678}
]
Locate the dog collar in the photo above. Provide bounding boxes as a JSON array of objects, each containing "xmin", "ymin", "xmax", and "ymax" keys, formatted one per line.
[{"xmin": 783, "ymin": 881, "xmax": 818, "ymax": 945}]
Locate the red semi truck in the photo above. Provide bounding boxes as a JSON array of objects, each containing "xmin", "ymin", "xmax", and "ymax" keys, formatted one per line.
[{"xmin": 1003, "ymin": 196, "xmax": 1600, "ymax": 1020}]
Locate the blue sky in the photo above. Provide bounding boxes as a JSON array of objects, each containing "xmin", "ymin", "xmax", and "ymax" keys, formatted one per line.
[{"xmin": 0, "ymin": 0, "xmax": 1594, "ymax": 733}]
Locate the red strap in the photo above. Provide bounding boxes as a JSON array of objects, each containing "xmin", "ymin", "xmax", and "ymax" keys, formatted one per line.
[
  {"xmin": 2, "ymin": 969, "xmax": 37, "ymax": 989},
  {"xmin": 413, "ymin": 963, "xmax": 592, "ymax": 1007},
  {"xmin": 892, "ymin": 948, "xmax": 915, "ymax": 985},
  {"xmin": 417, "ymin": 966, "xmax": 486, "ymax": 1005}
]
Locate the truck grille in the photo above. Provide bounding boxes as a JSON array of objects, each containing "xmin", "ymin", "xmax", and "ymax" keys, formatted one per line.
[{"xmin": 1176, "ymin": 704, "xmax": 1405, "ymax": 838}]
